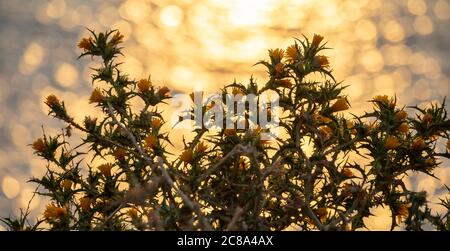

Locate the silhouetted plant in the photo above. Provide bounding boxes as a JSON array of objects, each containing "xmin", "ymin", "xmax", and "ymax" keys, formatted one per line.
[{"xmin": 3, "ymin": 30, "xmax": 450, "ymax": 231}]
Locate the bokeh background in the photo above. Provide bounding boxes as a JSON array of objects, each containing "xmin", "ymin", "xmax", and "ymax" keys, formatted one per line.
[{"xmin": 0, "ymin": 0, "xmax": 449, "ymax": 230}]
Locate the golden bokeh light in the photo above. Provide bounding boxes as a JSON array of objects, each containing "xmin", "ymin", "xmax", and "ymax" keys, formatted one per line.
[
  {"xmin": 2, "ymin": 176, "xmax": 20, "ymax": 199},
  {"xmin": 414, "ymin": 15, "xmax": 434, "ymax": 35},
  {"xmin": 54, "ymin": 63, "xmax": 79, "ymax": 87},
  {"xmin": 407, "ymin": 0, "xmax": 427, "ymax": 16}
]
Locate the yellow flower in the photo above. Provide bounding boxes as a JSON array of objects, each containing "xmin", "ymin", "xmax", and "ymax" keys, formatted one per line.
[
  {"xmin": 385, "ymin": 135, "xmax": 400, "ymax": 150},
  {"xmin": 127, "ymin": 208, "xmax": 139, "ymax": 219},
  {"xmin": 396, "ymin": 204, "xmax": 410, "ymax": 221},
  {"xmin": 318, "ymin": 125, "xmax": 333, "ymax": 139},
  {"xmin": 151, "ymin": 118, "xmax": 163, "ymax": 129},
  {"xmin": 373, "ymin": 95, "xmax": 395, "ymax": 108},
  {"xmin": 315, "ymin": 207, "xmax": 328, "ymax": 222},
  {"xmin": 43, "ymin": 204, "xmax": 67, "ymax": 219},
  {"xmin": 397, "ymin": 122, "xmax": 409, "ymax": 134},
  {"xmin": 145, "ymin": 134, "xmax": 158, "ymax": 149},
  {"xmin": 342, "ymin": 168, "xmax": 353, "ymax": 178},
  {"xmin": 312, "ymin": 34, "xmax": 324, "ymax": 47},
  {"xmin": 180, "ymin": 149, "xmax": 194, "ymax": 163},
  {"xmin": 78, "ymin": 37, "xmax": 93, "ymax": 51},
  {"xmin": 97, "ymin": 163, "xmax": 113, "ymax": 177},
  {"xmin": 196, "ymin": 142, "xmax": 208, "ymax": 154},
  {"xmin": 447, "ymin": 139, "xmax": 450, "ymax": 151},
  {"xmin": 274, "ymin": 62, "xmax": 285, "ymax": 74},
  {"xmin": 313, "ymin": 114, "xmax": 332, "ymax": 124},
  {"xmin": 110, "ymin": 31, "xmax": 124, "ymax": 45},
  {"xmin": 137, "ymin": 79, "xmax": 151, "ymax": 92},
  {"xmin": 330, "ymin": 98, "xmax": 349, "ymax": 112},
  {"xmin": 79, "ymin": 197, "xmax": 92, "ymax": 212},
  {"xmin": 268, "ymin": 48, "xmax": 284, "ymax": 63},
  {"xmin": 89, "ymin": 88, "xmax": 105, "ymax": 104},
  {"xmin": 61, "ymin": 179, "xmax": 73, "ymax": 190},
  {"xmin": 45, "ymin": 94, "xmax": 61, "ymax": 108},
  {"xmin": 365, "ymin": 121, "xmax": 379, "ymax": 134},
  {"xmin": 157, "ymin": 86, "xmax": 170, "ymax": 97},
  {"xmin": 395, "ymin": 110, "xmax": 408, "ymax": 120},
  {"xmin": 313, "ymin": 55, "xmax": 329, "ymax": 69},
  {"xmin": 421, "ymin": 113, "xmax": 433, "ymax": 123},
  {"xmin": 113, "ymin": 148, "xmax": 127, "ymax": 160},
  {"xmin": 411, "ymin": 137, "xmax": 425, "ymax": 150},
  {"xmin": 285, "ymin": 44, "xmax": 298, "ymax": 61},
  {"xmin": 32, "ymin": 138, "xmax": 45, "ymax": 152}
]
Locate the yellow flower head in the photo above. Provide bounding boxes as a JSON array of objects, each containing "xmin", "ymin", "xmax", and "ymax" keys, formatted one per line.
[
  {"xmin": 365, "ymin": 121, "xmax": 379, "ymax": 134},
  {"xmin": 79, "ymin": 197, "xmax": 92, "ymax": 212},
  {"xmin": 385, "ymin": 135, "xmax": 400, "ymax": 150},
  {"xmin": 268, "ymin": 48, "xmax": 284, "ymax": 63},
  {"xmin": 395, "ymin": 110, "xmax": 408, "ymax": 121},
  {"xmin": 285, "ymin": 44, "xmax": 299, "ymax": 62},
  {"xmin": 274, "ymin": 62, "xmax": 285, "ymax": 74},
  {"xmin": 157, "ymin": 86, "xmax": 170, "ymax": 97},
  {"xmin": 313, "ymin": 55, "xmax": 329, "ymax": 69},
  {"xmin": 89, "ymin": 88, "xmax": 105, "ymax": 104},
  {"xmin": 396, "ymin": 203, "xmax": 410, "ymax": 221},
  {"xmin": 111, "ymin": 31, "xmax": 124, "ymax": 45},
  {"xmin": 32, "ymin": 138, "xmax": 45, "ymax": 152},
  {"xmin": 97, "ymin": 163, "xmax": 113, "ymax": 177},
  {"xmin": 422, "ymin": 113, "xmax": 433, "ymax": 123},
  {"xmin": 318, "ymin": 125, "xmax": 333, "ymax": 139},
  {"xmin": 180, "ymin": 149, "xmax": 194, "ymax": 163},
  {"xmin": 398, "ymin": 122, "xmax": 410, "ymax": 134},
  {"xmin": 61, "ymin": 179, "xmax": 73, "ymax": 190},
  {"xmin": 127, "ymin": 208, "xmax": 139, "ymax": 219},
  {"xmin": 312, "ymin": 34, "xmax": 324, "ymax": 47},
  {"xmin": 196, "ymin": 142, "xmax": 208, "ymax": 154},
  {"xmin": 151, "ymin": 118, "xmax": 163, "ymax": 129},
  {"xmin": 342, "ymin": 168, "xmax": 353, "ymax": 178},
  {"xmin": 330, "ymin": 98, "xmax": 349, "ymax": 113},
  {"xmin": 113, "ymin": 148, "xmax": 127, "ymax": 160},
  {"xmin": 145, "ymin": 134, "xmax": 158, "ymax": 149},
  {"xmin": 78, "ymin": 37, "xmax": 93, "ymax": 51},
  {"xmin": 137, "ymin": 79, "xmax": 151, "ymax": 92},
  {"xmin": 43, "ymin": 204, "xmax": 67, "ymax": 219},
  {"xmin": 315, "ymin": 207, "xmax": 328, "ymax": 222},
  {"xmin": 373, "ymin": 95, "xmax": 395, "ymax": 108},
  {"xmin": 45, "ymin": 94, "xmax": 61, "ymax": 108},
  {"xmin": 411, "ymin": 137, "xmax": 425, "ymax": 150}
]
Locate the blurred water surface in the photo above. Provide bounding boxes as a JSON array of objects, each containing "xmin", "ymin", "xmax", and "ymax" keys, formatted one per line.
[{"xmin": 0, "ymin": 0, "xmax": 449, "ymax": 230}]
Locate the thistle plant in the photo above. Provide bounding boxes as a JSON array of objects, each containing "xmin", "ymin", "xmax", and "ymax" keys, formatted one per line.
[{"xmin": 2, "ymin": 30, "xmax": 450, "ymax": 231}]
